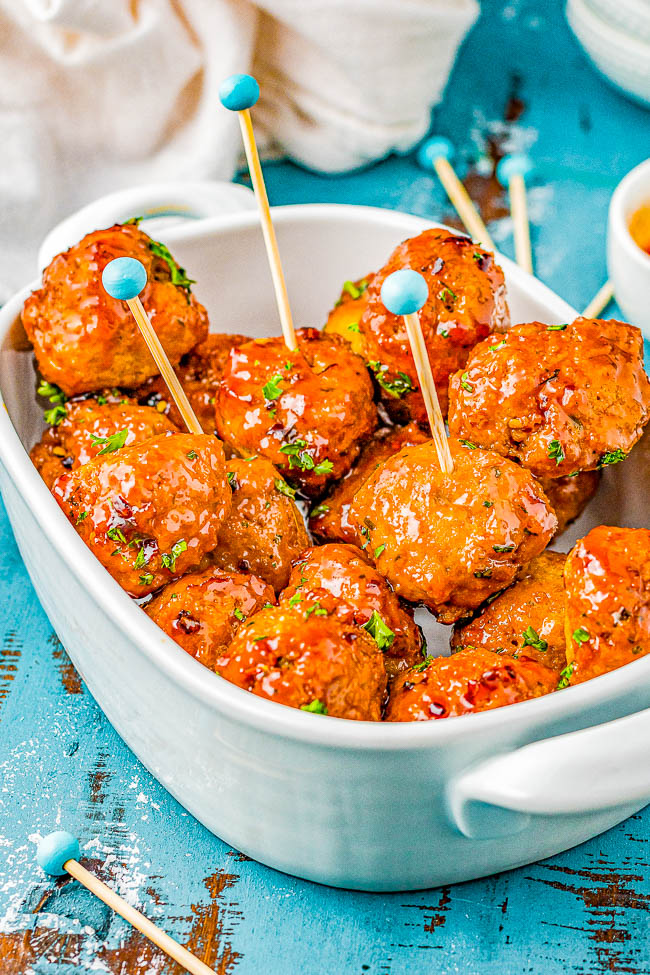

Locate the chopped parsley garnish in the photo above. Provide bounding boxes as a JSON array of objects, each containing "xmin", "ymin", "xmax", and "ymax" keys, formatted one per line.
[
  {"xmin": 227, "ymin": 471, "xmax": 237, "ymax": 488},
  {"xmin": 483, "ymin": 500, "xmax": 493, "ymax": 508},
  {"xmin": 305, "ymin": 602, "xmax": 328, "ymax": 618},
  {"xmin": 459, "ymin": 439, "xmax": 477, "ymax": 449},
  {"xmin": 38, "ymin": 380, "xmax": 68, "ymax": 425},
  {"xmin": 493, "ymin": 543, "xmax": 515, "ymax": 553},
  {"xmin": 489, "ymin": 339, "xmax": 507, "ymax": 352},
  {"xmin": 44, "ymin": 404, "xmax": 68, "ymax": 426},
  {"xmin": 288, "ymin": 592, "xmax": 302, "ymax": 607},
  {"xmin": 161, "ymin": 538, "xmax": 187, "ymax": 572},
  {"xmin": 557, "ymin": 661, "xmax": 574, "ymax": 689},
  {"xmin": 310, "ymin": 503, "xmax": 329, "ymax": 518},
  {"xmin": 547, "ymin": 323, "xmax": 567, "ymax": 331},
  {"xmin": 149, "ymin": 239, "xmax": 195, "ymax": 298},
  {"xmin": 90, "ymin": 428, "xmax": 129, "ymax": 455},
  {"xmin": 139, "ymin": 572, "xmax": 154, "ymax": 586},
  {"xmin": 233, "ymin": 608, "xmax": 245, "ymax": 622},
  {"xmin": 547, "ymin": 439, "xmax": 565, "ymax": 466},
  {"xmin": 522, "ymin": 625, "xmax": 548, "ymax": 653},
  {"xmin": 439, "ymin": 286, "xmax": 457, "ymax": 305},
  {"xmin": 440, "ymin": 329, "xmax": 449, "ymax": 338},
  {"xmin": 363, "ymin": 610, "xmax": 395, "ymax": 651},
  {"xmin": 473, "ymin": 251, "xmax": 483, "ymax": 262},
  {"xmin": 76, "ymin": 511, "xmax": 88, "ymax": 525},
  {"xmin": 262, "ymin": 374, "xmax": 284, "ymax": 401},
  {"xmin": 347, "ymin": 322, "xmax": 361, "ymax": 333},
  {"xmin": 313, "ymin": 459, "xmax": 334, "ymax": 476},
  {"xmin": 280, "ymin": 439, "xmax": 330, "ymax": 474},
  {"xmin": 598, "ymin": 449, "xmax": 626, "ymax": 468},
  {"xmin": 474, "ymin": 568, "xmax": 492, "ymax": 578},
  {"xmin": 572, "ymin": 626, "xmax": 590, "ymax": 644},
  {"xmin": 187, "ymin": 450, "xmax": 197, "ymax": 460},
  {"xmin": 374, "ymin": 544, "xmax": 386, "ymax": 558},
  {"xmin": 413, "ymin": 655, "xmax": 434, "ymax": 673},
  {"xmin": 274, "ymin": 478, "xmax": 296, "ymax": 499},
  {"xmin": 300, "ymin": 699, "xmax": 328, "ymax": 714},
  {"xmin": 107, "ymin": 526, "xmax": 126, "ymax": 544},
  {"xmin": 341, "ymin": 279, "xmax": 368, "ymax": 300},
  {"xmin": 460, "ymin": 372, "xmax": 473, "ymax": 393},
  {"xmin": 368, "ymin": 361, "xmax": 414, "ymax": 399},
  {"xmin": 124, "ymin": 216, "xmax": 144, "ymax": 226}
]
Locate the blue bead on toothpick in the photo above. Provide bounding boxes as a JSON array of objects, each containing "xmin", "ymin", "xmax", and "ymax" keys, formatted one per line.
[
  {"xmin": 416, "ymin": 136, "xmax": 454, "ymax": 171},
  {"xmin": 219, "ymin": 74, "xmax": 260, "ymax": 112},
  {"xmin": 496, "ymin": 153, "xmax": 534, "ymax": 187},
  {"xmin": 381, "ymin": 270, "xmax": 429, "ymax": 316},
  {"xmin": 102, "ymin": 257, "xmax": 147, "ymax": 301},
  {"xmin": 37, "ymin": 830, "xmax": 80, "ymax": 876}
]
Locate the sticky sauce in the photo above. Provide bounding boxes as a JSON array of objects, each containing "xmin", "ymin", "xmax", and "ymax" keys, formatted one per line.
[{"xmin": 629, "ymin": 203, "xmax": 650, "ymax": 257}]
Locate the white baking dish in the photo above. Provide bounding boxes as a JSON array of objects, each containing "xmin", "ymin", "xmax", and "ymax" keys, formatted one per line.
[{"xmin": 1, "ymin": 193, "xmax": 649, "ymax": 891}]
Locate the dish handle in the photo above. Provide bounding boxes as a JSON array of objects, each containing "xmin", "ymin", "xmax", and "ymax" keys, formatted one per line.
[
  {"xmin": 37, "ymin": 180, "xmax": 256, "ymax": 273},
  {"xmin": 448, "ymin": 706, "xmax": 650, "ymax": 839}
]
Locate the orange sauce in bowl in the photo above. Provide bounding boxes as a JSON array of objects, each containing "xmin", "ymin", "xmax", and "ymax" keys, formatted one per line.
[{"xmin": 629, "ymin": 203, "xmax": 650, "ymax": 257}]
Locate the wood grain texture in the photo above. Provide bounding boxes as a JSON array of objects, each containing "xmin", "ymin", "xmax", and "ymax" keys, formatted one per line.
[{"xmin": 1, "ymin": 1, "xmax": 650, "ymax": 972}]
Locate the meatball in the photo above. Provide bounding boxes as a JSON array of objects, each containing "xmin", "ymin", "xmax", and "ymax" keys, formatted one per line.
[
  {"xmin": 564, "ymin": 525, "xmax": 650, "ymax": 684},
  {"xmin": 448, "ymin": 318, "xmax": 650, "ymax": 478},
  {"xmin": 309, "ymin": 423, "xmax": 428, "ymax": 545},
  {"xmin": 22, "ymin": 223, "xmax": 208, "ymax": 395},
  {"xmin": 451, "ymin": 551, "xmax": 567, "ymax": 675},
  {"xmin": 210, "ymin": 456, "xmax": 310, "ymax": 593},
  {"xmin": 359, "ymin": 230, "xmax": 509, "ymax": 423},
  {"xmin": 279, "ymin": 543, "xmax": 422, "ymax": 678},
  {"xmin": 215, "ymin": 328, "xmax": 377, "ymax": 496},
  {"xmin": 538, "ymin": 470, "xmax": 601, "ymax": 536},
  {"xmin": 322, "ymin": 278, "xmax": 370, "ymax": 357},
  {"xmin": 145, "ymin": 568, "xmax": 274, "ymax": 669},
  {"xmin": 214, "ymin": 604, "xmax": 387, "ymax": 720},
  {"xmin": 52, "ymin": 434, "xmax": 231, "ymax": 597},
  {"xmin": 30, "ymin": 396, "xmax": 177, "ymax": 488},
  {"xmin": 136, "ymin": 333, "xmax": 246, "ymax": 434},
  {"xmin": 349, "ymin": 439, "xmax": 557, "ymax": 623},
  {"xmin": 385, "ymin": 646, "xmax": 557, "ymax": 722}
]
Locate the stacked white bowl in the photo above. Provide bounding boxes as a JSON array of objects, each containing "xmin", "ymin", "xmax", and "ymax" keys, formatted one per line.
[{"xmin": 567, "ymin": 0, "xmax": 650, "ymax": 106}]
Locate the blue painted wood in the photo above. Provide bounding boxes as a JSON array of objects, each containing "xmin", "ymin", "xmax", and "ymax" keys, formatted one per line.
[{"xmin": 1, "ymin": 1, "xmax": 649, "ymax": 972}]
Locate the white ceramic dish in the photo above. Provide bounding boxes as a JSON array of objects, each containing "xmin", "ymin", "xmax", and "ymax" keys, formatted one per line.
[
  {"xmin": 608, "ymin": 157, "xmax": 650, "ymax": 337},
  {"xmin": 1, "ymin": 199, "xmax": 650, "ymax": 891},
  {"xmin": 585, "ymin": 0, "xmax": 650, "ymax": 43}
]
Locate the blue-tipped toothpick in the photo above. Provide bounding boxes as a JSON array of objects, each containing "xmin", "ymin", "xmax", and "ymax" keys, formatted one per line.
[
  {"xmin": 36, "ymin": 831, "xmax": 214, "ymax": 975},
  {"xmin": 381, "ymin": 270, "xmax": 454, "ymax": 474},
  {"xmin": 497, "ymin": 154, "xmax": 535, "ymax": 274},
  {"xmin": 102, "ymin": 257, "xmax": 203, "ymax": 434},
  {"xmin": 417, "ymin": 136, "xmax": 496, "ymax": 252},
  {"xmin": 219, "ymin": 74, "xmax": 297, "ymax": 351}
]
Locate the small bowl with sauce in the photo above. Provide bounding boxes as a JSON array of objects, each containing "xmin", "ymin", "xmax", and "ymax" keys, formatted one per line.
[{"xmin": 608, "ymin": 157, "xmax": 650, "ymax": 337}]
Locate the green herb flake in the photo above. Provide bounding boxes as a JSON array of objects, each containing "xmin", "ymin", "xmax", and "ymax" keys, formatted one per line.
[
  {"xmin": 124, "ymin": 215, "xmax": 144, "ymax": 226},
  {"xmin": 374, "ymin": 544, "xmax": 386, "ymax": 558},
  {"xmin": 460, "ymin": 372, "xmax": 473, "ymax": 393},
  {"xmin": 439, "ymin": 286, "xmax": 457, "ymax": 304},
  {"xmin": 310, "ymin": 503, "xmax": 329, "ymax": 519},
  {"xmin": 90, "ymin": 428, "xmax": 129, "ymax": 456},
  {"xmin": 547, "ymin": 323, "xmax": 567, "ymax": 331},
  {"xmin": 413, "ymin": 655, "xmax": 434, "ymax": 673},
  {"xmin": 148, "ymin": 239, "xmax": 195, "ymax": 297},
  {"xmin": 107, "ymin": 526, "xmax": 126, "ymax": 544},
  {"xmin": 522, "ymin": 625, "xmax": 548, "ymax": 653},
  {"xmin": 300, "ymin": 699, "xmax": 328, "ymax": 714},
  {"xmin": 313, "ymin": 459, "xmax": 334, "ymax": 476},
  {"xmin": 572, "ymin": 626, "xmax": 590, "ymax": 644},
  {"xmin": 38, "ymin": 380, "xmax": 67, "ymax": 405},
  {"xmin": 139, "ymin": 572, "xmax": 154, "ymax": 586},
  {"xmin": 161, "ymin": 538, "xmax": 187, "ymax": 572},
  {"xmin": 280, "ymin": 439, "xmax": 316, "ymax": 471},
  {"xmin": 598, "ymin": 449, "xmax": 626, "ymax": 468},
  {"xmin": 262, "ymin": 374, "xmax": 284, "ymax": 402},
  {"xmin": 440, "ymin": 329, "xmax": 449, "ymax": 338},
  {"xmin": 474, "ymin": 568, "xmax": 492, "ymax": 578},
  {"xmin": 44, "ymin": 404, "xmax": 68, "ymax": 426},
  {"xmin": 227, "ymin": 471, "xmax": 237, "ymax": 488},
  {"xmin": 362, "ymin": 610, "xmax": 395, "ymax": 651},
  {"xmin": 368, "ymin": 361, "xmax": 414, "ymax": 399},
  {"xmin": 347, "ymin": 322, "xmax": 361, "ymax": 333},
  {"xmin": 547, "ymin": 439, "xmax": 565, "ymax": 466},
  {"xmin": 557, "ymin": 661, "xmax": 574, "ymax": 689},
  {"xmin": 489, "ymin": 339, "xmax": 507, "ymax": 352},
  {"xmin": 459, "ymin": 439, "xmax": 477, "ymax": 450},
  {"xmin": 274, "ymin": 478, "xmax": 296, "ymax": 499},
  {"xmin": 288, "ymin": 592, "xmax": 302, "ymax": 607},
  {"xmin": 234, "ymin": 608, "xmax": 245, "ymax": 622},
  {"xmin": 483, "ymin": 500, "xmax": 493, "ymax": 508},
  {"xmin": 187, "ymin": 450, "xmax": 197, "ymax": 460},
  {"xmin": 493, "ymin": 543, "xmax": 515, "ymax": 553},
  {"xmin": 76, "ymin": 511, "xmax": 88, "ymax": 525}
]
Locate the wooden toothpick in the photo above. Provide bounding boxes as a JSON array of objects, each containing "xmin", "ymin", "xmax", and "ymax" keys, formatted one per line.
[{"xmin": 497, "ymin": 154, "xmax": 534, "ymax": 274}]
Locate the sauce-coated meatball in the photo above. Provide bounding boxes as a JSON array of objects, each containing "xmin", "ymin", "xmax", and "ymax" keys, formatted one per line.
[
  {"xmin": 146, "ymin": 568, "xmax": 274, "ymax": 669},
  {"xmin": 22, "ymin": 224, "xmax": 208, "ymax": 395},
  {"xmin": 322, "ymin": 278, "xmax": 370, "ymax": 357},
  {"xmin": 359, "ymin": 230, "xmax": 509, "ymax": 423},
  {"xmin": 451, "ymin": 551, "xmax": 567, "ymax": 675},
  {"xmin": 215, "ymin": 328, "xmax": 377, "ymax": 496},
  {"xmin": 349, "ymin": 439, "xmax": 557, "ymax": 622},
  {"xmin": 538, "ymin": 470, "xmax": 600, "ymax": 536},
  {"xmin": 280, "ymin": 543, "xmax": 422, "ymax": 678},
  {"xmin": 448, "ymin": 318, "xmax": 650, "ymax": 478},
  {"xmin": 52, "ymin": 434, "xmax": 231, "ymax": 597},
  {"xmin": 211, "ymin": 456, "xmax": 310, "ymax": 593},
  {"xmin": 564, "ymin": 525, "xmax": 650, "ymax": 684},
  {"xmin": 385, "ymin": 647, "xmax": 557, "ymax": 722},
  {"xmin": 214, "ymin": 604, "xmax": 387, "ymax": 720},
  {"xmin": 309, "ymin": 423, "xmax": 427, "ymax": 545}
]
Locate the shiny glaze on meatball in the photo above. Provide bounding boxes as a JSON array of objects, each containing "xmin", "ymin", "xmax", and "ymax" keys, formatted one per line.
[
  {"xmin": 385, "ymin": 646, "xmax": 557, "ymax": 722},
  {"xmin": 448, "ymin": 318, "xmax": 650, "ymax": 478},
  {"xmin": 564, "ymin": 525, "xmax": 650, "ymax": 684},
  {"xmin": 146, "ymin": 568, "xmax": 274, "ymax": 669},
  {"xmin": 349, "ymin": 439, "xmax": 557, "ymax": 623},
  {"xmin": 451, "ymin": 551, "xmax": 567, "ymax": 675},
  {"xmin": 52, "ymin": 434, "xmax": 231, "ymax": 597},
  {"xmin": 211, "ymin": 456, "xmax": 310, "ymax": 593},
  {"xmin": 215, "ymin": 328, "xmax": 377, "ymax": 496},
  {"xmin": 214, "ymin": 603, "xmax": 387, "ymax": 720},
  {"xmin": 359, "ymin": 230, "xmax": 509, "ymax": 423},
  {"xmin": 279, "ymin": 543, "xmax": 422, "ymax": 678},
  {"xmin": 538, "ymin": 470, "xmax": 600, "ymax": 536},
  {"xmin": 22, "ymin": 224, "xmax": 208, "ymax": 395}
]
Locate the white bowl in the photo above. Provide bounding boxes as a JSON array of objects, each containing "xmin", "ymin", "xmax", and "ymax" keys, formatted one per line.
[
  {"xmin": 608, "ymin": 157, "xmax": 650, "ymax": 337},
  {"xmin": 1, "ymin": 200, "xmax": 650, "ymax": 891},
  {"xmin": 585, "ymin": 0, "xmax": 650, "ymax": 44}
]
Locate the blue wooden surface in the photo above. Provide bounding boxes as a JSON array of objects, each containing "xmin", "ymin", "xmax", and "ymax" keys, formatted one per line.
[{"xmin": 1, "ymin": 1, "xmax": 649, "ymax": 972}]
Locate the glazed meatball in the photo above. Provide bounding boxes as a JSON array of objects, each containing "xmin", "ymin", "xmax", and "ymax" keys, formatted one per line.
[
  {"xmin": 564, "ymin": 525, "xmax": 650, "ymax": 684},
  {"xmin": 322, "ymin": 278, "xmax": 370, "ymax": 357},
  {"xmin": 451, "ymin": 551, "xmax": 567, "ymax": 675},
  {"xmin": 136, "ymin": 333, "xmax": 246, "ymax": 434},
  {"xmin": 448, "ymin": 318, "xmax": 650, "ymax": 478},
  {"xmin": 538, "ymin": 470, "xmax": 601, "ymax": 536},
  {"xmin": 22, "ymin": 223, "xmax": 208, "ymax": 395},
  {"xmin": 30, "ymin": 396, "xmax": 177, "ymax": 488},
  {"xmin": 210, "ymin": 456, "xmax": 310, "ymax": 593},
  {"xmin": 385, "ymin": 647, "xmax": 557, "ymax": 722},
  {"xmin": 359, "ymin": 230, "xmax": 509, "ymax": 423},
  {"xmin": 309, "ymin": 423, "xmax": 428, "ymax": 545},
  {"xmin": 349, "ymin": 439, "xmax": 557, "ymax": 623},
  {"xmin": 215, "ymin": 328, "xmax": 377, "ymax": 496},
  {"xmin": 279, "ymin": 543, "xmax": 422, "ymax": 678},
  {"xmin": 52, "ymin": 434, "xmax": 231, "ymax": 597},
  {"xmin": 145, "ymin": 568, "xmax": 274, "ymax": 669},
  {"xmin": 214, "ymin": 604, "xmax": 387, "ymax": 720}
]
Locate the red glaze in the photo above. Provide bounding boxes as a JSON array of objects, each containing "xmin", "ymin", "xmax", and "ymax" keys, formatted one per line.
[
  {"xmin": 52, "ymin": 434, "xmax": 231, "ymax": 597},
  {"xmin": 385, "ymin": 646, "xmax": 557, "ymax": 722},
  {"xmin": 359, "ymin": 230, "xmax": 508, "ymax": 423},
  {"xmin": 22, "ymin": 224, "xmax": 208, "ymax": 395},
  {"xmin": 146, "ymin": 568, "xmax": 274, "ymax": 669},
  {"xmin": 214, "ymin": 603, "xmax": 387, "ymax": 720},
  {"xmin": 215, "ymin": 328, "xmax": 377, "ymax": 497},
  {"xmin": 349, "ymin": 439, "xmax": 557, "ymax": 622},
  {"xmin": 448, "ymin": 317, "xmax": 650, "ymax": 477},
  {"xmin": 564, "ymin": 525, "xmax": 650, "ymax": 683}
]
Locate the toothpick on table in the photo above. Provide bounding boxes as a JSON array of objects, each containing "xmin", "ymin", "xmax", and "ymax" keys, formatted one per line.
[{"xmin": 497, "ymin": 154, "xmax": 535, "ymax": 274}]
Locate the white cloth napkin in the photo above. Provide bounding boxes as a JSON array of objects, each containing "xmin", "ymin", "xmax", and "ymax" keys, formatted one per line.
[{"xmin": 0, "ymin": 0, "xmax": 477, "ymax": 295}]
